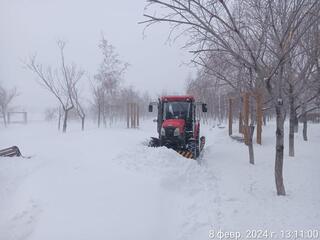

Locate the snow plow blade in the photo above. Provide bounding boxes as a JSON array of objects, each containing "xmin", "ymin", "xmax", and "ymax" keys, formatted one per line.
[
  {"xmin": 148, "ymin": 136, "xmax": 205, "ymax": 160},
  {"xmin": 177, "ymin": 150, "xmax": 194, "ymax": 159}
]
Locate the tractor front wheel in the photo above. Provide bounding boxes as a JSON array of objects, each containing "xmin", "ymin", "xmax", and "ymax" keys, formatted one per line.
[
  {"xmin": 188, "ymin": 141, "xmax": 199, "ymax": 159},
  {"xmin": 195, "ymin": 140, "xmax": 200, "ymax": 158}
]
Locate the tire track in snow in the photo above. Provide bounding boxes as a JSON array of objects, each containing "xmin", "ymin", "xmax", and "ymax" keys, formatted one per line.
[
  {"xmin": 0, "ymin": 157, "xmax": 46, "ymax": 240},
  {"xmin": 0, "ymin": 199, "xmax": 42, "ymax": 240},
  {"xmin": 114, "ymin": 145, "xmax": 219, "ymax": 240},
  {"xmin": 200, "ymin": 145, "xmax": 223, "ymax": 232}
]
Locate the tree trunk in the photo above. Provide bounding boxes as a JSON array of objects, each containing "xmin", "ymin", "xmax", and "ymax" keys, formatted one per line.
[
  {"xmin": 302, "ymin": 105, "xmax": 308, "ymax": 141},
  {"xmin": 62, "ymin": 109, "xmax": 69, "ymax": 133},
  {"xmin": 303, "ymin": 117, "xmax": 308, "ymax": 141},
  {"xmin": 239, "ymin": 111, "xmax": 243, "ymax": 133},
  {"xmin": 256, "ymin": 91, "xmax": 263, "ymax": 144},
  {"xmin": 248, "ymin": 124, "xmax": 255, "ymax": 164},
  {"xmin": 275, "ymin": 104, "xmax": 286, "ymax": 195},
  {"xmin": 228, "ymin": 98, "xmax": 233, "ymax": 136},
  {"xmin": 81, "ymin": 116, "xmax": 85, "ymax": 131},
  {"xmin": 137, "ymin": 105, "xmax": 140, "ymax": 127},
  {"xmin": 97, "ymin": 104, "xmax": 101, "ymax": 128},
  {"xmin": 263, "ymin": 113, "xmax": 266, "ymax": 126},
  {"xmin": 288, "ymin": 87, "xmax": 295, "ymax": 157},
  {"xmin": 58, "ymin": 108, "xmax": 61, "ymax": 131},
  {"xmin": 103, "ymin": 109, "xmax": 106, "ymax": 127},
  {"xmin": 127, "ymin": 103, "xmax": 130, "ymax": 128},
  {"xmin": 294, "ymin": 113, "xmax": 299, "ymax": 133},
  {"xmin": 243, "ymin": 93, "xmax": 249, "ymax": 144},
  {"xmin": 2, "ymin": 110, "xmax": 7, "ymax": 127}
]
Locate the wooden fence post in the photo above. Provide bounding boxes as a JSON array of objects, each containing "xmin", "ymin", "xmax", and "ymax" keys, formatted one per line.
[{"xmin": 126, "ymin": 103, "xmax": 139, "ymax": 129}]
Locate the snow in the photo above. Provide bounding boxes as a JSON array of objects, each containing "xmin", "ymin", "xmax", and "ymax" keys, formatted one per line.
[{"xmin": 0, "ymin": 120, "xmax": 319, "ymax": 240}]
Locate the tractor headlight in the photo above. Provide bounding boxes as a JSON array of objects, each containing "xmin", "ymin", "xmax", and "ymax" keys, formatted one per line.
[
  {"xmin": 161, "ymin": 127, "xmax": 165, "ymax": 136},
  {"xmin": 174, "ymin": 128, "xmax": 180, "ymax": 136}
]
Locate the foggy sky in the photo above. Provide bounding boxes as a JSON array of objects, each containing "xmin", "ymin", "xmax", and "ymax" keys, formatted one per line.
[{"xmin": 0, "ymin": 0, "xmax": 194, "ymax": 113}]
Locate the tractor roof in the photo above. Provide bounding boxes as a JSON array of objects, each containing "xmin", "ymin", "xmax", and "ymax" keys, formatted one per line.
[{"xmin": 160, "ymin": 95, "xmax": 195, "ymax": 102}]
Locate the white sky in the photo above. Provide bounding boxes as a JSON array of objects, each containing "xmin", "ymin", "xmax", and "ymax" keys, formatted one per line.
[{"xmin": 0, "ymin": 0, "xmax": 194, "ymax": 112}]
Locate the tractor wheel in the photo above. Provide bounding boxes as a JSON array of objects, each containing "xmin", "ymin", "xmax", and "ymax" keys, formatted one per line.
[
  {"xmin": 195, "ymin": 133, "xmax": 200, "ymax": 158},
  {"xmin": 188, "ymin": 141, "xmax": 198, "ymax": 160},
  {"xmin": 195, "ymin": 141, "xmax": 200, "ymax": 158},
  {"xmin": 149, "ymin": 137, "xmax": 160, "ymax": 147}
]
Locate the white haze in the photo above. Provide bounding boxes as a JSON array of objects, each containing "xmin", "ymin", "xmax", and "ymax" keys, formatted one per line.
[{"xmin": 0, "ymin": 0, "xmax": 194, "ymax": 113}]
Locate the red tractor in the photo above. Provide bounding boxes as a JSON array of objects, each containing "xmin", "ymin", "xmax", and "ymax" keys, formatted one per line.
[{"xmin": 148, "ymin": 95, "xmax": 207, "ymax": 159}]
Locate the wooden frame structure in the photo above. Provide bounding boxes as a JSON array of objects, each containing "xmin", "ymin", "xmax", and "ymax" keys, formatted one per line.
[
  {"xmin": 7, "ymin": 112, "xmax": 28, "ymax": 124},
  {"xmin": 126, "ymin": 103, "xmax": 139, "ymax": 128},
  {"xmin": 228, "ymin": 90, "xmax": 263, "ymax": 145}
]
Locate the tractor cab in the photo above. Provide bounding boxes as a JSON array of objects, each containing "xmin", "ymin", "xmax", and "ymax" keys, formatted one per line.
[{"xmin": 148, "ymin": 95, "xmax": 207, "ymax": 159}]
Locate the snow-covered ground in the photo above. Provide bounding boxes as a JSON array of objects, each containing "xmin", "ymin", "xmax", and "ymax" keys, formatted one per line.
[{"xmin": 0, "ymin": 120, "xmax": 319, "ymax": 240}]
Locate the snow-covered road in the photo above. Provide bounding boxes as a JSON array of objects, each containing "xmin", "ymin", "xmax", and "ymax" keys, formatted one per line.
[{"xmin": 0, "ymin": 120, "xmax": 319, "ymax": 239}]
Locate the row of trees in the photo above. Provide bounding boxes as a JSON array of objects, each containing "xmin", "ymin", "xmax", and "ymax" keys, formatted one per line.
[
  {"xmin": 142, "ymin": 0, "xmax": 320, "ymax": 195},
  {"xmin": 0, "ymin": 83, "xmax": 18, "ymax": 127},
  {"xmin": 26, "ymin": 37, "xmax": 152, "ymax": 132},
  {"xmin": 186, "ymin": 72, "xmax": 228, "ymax": 123},
  {"xmin": 91, "ymin": 36, "xmax": 151, "ymax": 128}
]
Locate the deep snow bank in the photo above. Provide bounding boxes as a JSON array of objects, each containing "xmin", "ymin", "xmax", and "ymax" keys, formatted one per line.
[
  {"xmin": 0, "ymin": 121, "xmax": 216, "ymax": 240},
  {"xmin": 0, "ymin": 120, "xmax": 319, "ymax": 240},
  {"xmin": 204, "ymin": 121, "xmax": 320, "ymax": 236}
]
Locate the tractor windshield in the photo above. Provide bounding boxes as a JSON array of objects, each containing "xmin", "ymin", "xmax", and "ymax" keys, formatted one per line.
[{"xmin": 163, "ymin": 101, "xmax": 191, "ymax": 120}]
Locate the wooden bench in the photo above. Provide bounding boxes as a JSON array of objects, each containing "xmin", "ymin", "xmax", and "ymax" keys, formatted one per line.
[
  {"xmin": 0, "ymin": 146, "xmax": 22, "ymax": 157},
  {"xmin": 230, "ymin": 135, "xmax": 245, "ymax": 143}
]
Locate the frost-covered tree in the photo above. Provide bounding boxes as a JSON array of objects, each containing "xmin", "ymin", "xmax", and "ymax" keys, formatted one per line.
[
  {"xmin": 142, "ymin": 0, "xmax": 320, "ymax": 195},
  {"xmin": 71, "ymin": 83, "xmax": 86, "ymax": 131},
  {"xmin": 0, "ymin": 83, "xmax": 18, "ymax": 126},
  {"xmin": 26, "ymin": 41, "xmax": 84, "ymax": 133},
  {"xmin": 93, "ymin": 35, "xmax": 129, "ymax": 127}
]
